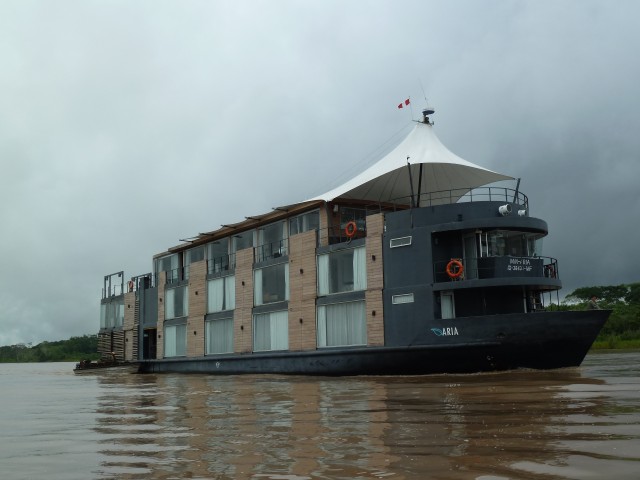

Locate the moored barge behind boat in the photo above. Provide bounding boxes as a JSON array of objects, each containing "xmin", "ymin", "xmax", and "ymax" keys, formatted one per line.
[
  {"xmin": 97, "ymin": 108, "xmax": 609, "ymax": 375},
  {"xmin": 73, "ymin": 354, "xmax": 138, "ymax": 375}
]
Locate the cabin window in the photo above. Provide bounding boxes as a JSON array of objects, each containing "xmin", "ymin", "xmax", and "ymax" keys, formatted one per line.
[
  {"xmin": 289, "ymin": 210, "xmax": 320, "ymax": 235},
  {"xmin": 184, "ymin": 246, "xmax": 205, "ymax": 279},
  {"xmin": 165, "ymin": 286, "xmax": 188, "ymax": 319},
  {"xmin": 232, "ymin": 231, "xmax": 254, "ymax": 253},
  {"xmin": 253, "ymin": 310, "xmax": 288, "ymax": 351},
  {"xmin": 156, "ymin": 253, "xmax": 180, "ymax": 284},
  {"xmin": 254, "ymin": 263, "xmax": 289, "ymax": 306},
  {"xmin": 100, "ymin": 300, "xmax": 124, "ymax": 328},
  {"xmin": 317, "ymin": 300, "xmax": 366, "ymax": 347},
  {"xmin": 256, "ymin": 221, "xmax": 287, "ymax": 262},
  {"xmin": 441, "ymin": 292, "xmax": 455, "ymax": 319},
  {"xmin": 207, "ymin": 238, "xmax": 232, "ymax": 273},
  {"xmin": 207, "ymin": 276, "xmax": 235, "ymax": 313},
  {"xmin": 392, "ymin": 293, "xmax": 414, "ymax": 304},
  {"xmin": 205, "ymin": 318, "xmax": 234, "ymax": 354},
  {"xmin": 317, "ymin": 246, "xmax": 366, "ymax": 296},
  {"xmin": 390, "ymin": 236, "xmax": 412, "ymax": 248},
  {"xmin": 164, "ymin": 323, "xmax": 186, "ymax": 357}
]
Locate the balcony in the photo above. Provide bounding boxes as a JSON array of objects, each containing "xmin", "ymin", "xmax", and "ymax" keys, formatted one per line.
[
  {"xmin": 434, "ymin": 256, "xmax": 559, "ymax": 286},
  {"xmin": 207, "ymin": 253, "xmax": 236, "ymax": 275},
  {"xmin": 255, "ymin": 239, "xmax": 289, "ymax": 263}
]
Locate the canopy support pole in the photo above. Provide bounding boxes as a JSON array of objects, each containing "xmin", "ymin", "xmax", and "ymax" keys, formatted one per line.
[
  {"xmin": 416, "ymin": 163, "xmax": 424, "ymax": 208},
  {"xmin": 406, "ymin": 158, "xmax": 416, "ymax": 208}
]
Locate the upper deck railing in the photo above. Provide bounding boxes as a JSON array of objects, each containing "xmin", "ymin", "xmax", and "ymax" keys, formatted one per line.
[{"xmin": 390, "ymin": 186, "xmax": 529, "ymax": 210}]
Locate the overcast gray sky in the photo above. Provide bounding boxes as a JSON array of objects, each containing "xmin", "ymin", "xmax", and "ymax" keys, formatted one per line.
[{"xmin": 1, "ymin": 0, "xmax": 639, "ymax": 346}]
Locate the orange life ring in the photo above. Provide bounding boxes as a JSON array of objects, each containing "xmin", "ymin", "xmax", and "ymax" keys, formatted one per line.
[
  {"xmin": 446, "ymin": 259, "xmax": 464, "ymax": 279},
  {"xmin": 345, "ymin": 221, "xmax": 358, "ymax": 238}
]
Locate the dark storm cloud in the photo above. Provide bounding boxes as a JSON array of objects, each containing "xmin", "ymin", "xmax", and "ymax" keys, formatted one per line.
[{"xmin": 1, "ymin": 0, "xmax": 638, "ymax": 345}]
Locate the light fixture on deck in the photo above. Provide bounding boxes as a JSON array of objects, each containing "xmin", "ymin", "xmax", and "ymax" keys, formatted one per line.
[{"xmin": 498, "ymin": 204, "xmax": 512, "ymax": 216}]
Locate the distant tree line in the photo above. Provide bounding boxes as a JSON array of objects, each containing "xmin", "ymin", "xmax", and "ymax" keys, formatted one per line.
[
  {"xmin": 0, "ymin": 335, "xmax": 99, "ymax": 363},
  {"xmin": 564, "ymin": 282, "xmax": 640, "ymax": 349}
]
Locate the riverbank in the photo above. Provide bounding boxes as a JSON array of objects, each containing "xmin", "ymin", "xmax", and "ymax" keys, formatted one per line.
[{"xmin": 591, "ymin": 337, "xmax": 640, "ymax": 350}]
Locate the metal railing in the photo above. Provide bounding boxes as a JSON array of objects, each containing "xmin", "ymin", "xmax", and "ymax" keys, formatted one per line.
[
  {"xmin": 128, "ymin": 273, "xmax": 153, "ymax": 292},
  {"xmin": 207, "ymin": 253, "xmax": 236, "ymax": 275},
  {"xmin": 336, "ymin": 186, "xmax": 529, "ymax": 215},
  {"xmin": 434, "ymin": 255, "xmax": 558, "ymax": 283},
  {"xmin": 325, "ymin": 220, "xmax": 367, "ymax": 245},
  {"xmin": 392, "ymin": 186, "xmax": 529, "ymax": 210},
  {"xmin": 255, "ymin": 239, "xmax": 289, "ymax": 263}
]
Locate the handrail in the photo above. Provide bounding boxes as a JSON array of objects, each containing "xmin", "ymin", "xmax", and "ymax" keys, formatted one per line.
[
  {"xmin": 207, "ymin": 253, "xmax": 236, "ymax": 275},
  {"xmin": 255, "ymin": 238, "xmax": 289, "ymax": 263},
  {"xmin": 399, "ymin": 186, "xmax": 529, "ymax": 209},
  {"xmin": 434, "ymin": 255, "xmax": 559, "ymax": 282},
  {"xmin": 341, "ymin": 186, "xmax": 529, "ymax": 216}
]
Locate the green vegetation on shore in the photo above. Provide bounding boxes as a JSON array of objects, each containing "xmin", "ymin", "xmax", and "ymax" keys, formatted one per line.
[
  {"xmin": 563, "ymin": 283, "xmax": 640, "ymax": 350},
  {"xmin": 0, "ymin": 335, "xmax": 99, "ymax": 363}
]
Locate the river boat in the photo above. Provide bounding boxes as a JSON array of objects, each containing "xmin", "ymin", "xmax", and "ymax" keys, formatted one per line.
[{"xmin": 97, "ymin": 108, "xmax": 609, "ymax": 375}]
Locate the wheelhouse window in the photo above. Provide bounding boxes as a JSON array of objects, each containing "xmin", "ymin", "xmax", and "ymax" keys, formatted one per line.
[
  {"xmin": 256, "ymin": 221, "xmax": 287, "ymax": 262},
  {"xmin": 156, "ymin": 253, "xmax": 180, "ymax": 284},
  {"xmin": 207, "ymin": 276, "xmax": 235, "ymax": 313},
  {"xmin": 100, "ymin": 299, "xmax": 124, "ymax": 328},
  {"xmin": 254, "ymin": 263, "xmax": 289, "ymax": 306},
  {"xmin": 289, "ymin": 210, "xmax": 320, "ymax": 235},
  {"xmin": 208, "ymin": 238, "xmax": 232, "ymax": 273},
  {"xmin": 317, "ymin": 246, "xmax": 366, "ymax": 296},
  {"xmin": 253, "ymin": 310, "xmax": 288, "ymax": 351},
  {"xmin": 164, "ymin": 323, "xmax": 186, "ymax": 357},
  {"xmin": 165, "ymin": 285, "xmax": 188, "ymax": 319},
  {"xmin": 317, "ymin": 300, "xmax": 366, "ymax": 347},
  {"xmin": 481, "ymin": 230, "xmax": 542, "ymax": 257},
  {"xmin": 205, "ymin": 318, "xmax": 233, "ymax": 354}
]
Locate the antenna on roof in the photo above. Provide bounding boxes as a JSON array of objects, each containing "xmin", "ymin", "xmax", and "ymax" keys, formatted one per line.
[
  {"xmin": 421, "ymin": 107, "xmax": 435, "ymax": 125},
  {"xmin": 418, "ymin": 78, "xmax": 435, "ymax": 125}
]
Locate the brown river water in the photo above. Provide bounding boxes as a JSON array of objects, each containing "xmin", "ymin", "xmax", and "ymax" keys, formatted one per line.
[{"xmin": 1, "ymin": 351, "xmax": 639, "ymax": 480}]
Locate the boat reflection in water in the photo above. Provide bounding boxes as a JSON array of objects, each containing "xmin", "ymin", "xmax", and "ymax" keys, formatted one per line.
[{"xmin": 93, "ymin": 355, "xmax": 640, "ymax": 479}]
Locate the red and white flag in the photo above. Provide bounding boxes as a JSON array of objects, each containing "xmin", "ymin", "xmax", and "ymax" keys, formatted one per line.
[{"xmin": 397, "ymin": 98, "xmax": 410, "ymax": 109}]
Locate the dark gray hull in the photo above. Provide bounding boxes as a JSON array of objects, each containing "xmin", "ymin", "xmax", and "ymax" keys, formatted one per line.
[{"xmin": 137, "ymin": 310, "xmax": 609, "ymax": 375}]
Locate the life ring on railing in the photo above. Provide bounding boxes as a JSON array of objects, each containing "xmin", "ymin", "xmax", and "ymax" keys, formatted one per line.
[
  {"xmin": 446, "ymin": 259, "xmax": 464, "ymax": 279},
  {"xmin": 128, "ymin": 280, "xmax": 134, "ymax": 292},
  {"xmin": 345, "ymin": 221, "xmax": 358, "ymax": 239}
]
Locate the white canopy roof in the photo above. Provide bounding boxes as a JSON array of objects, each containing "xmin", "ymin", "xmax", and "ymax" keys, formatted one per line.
[{"xmin": 311, "ymin": 120, "xmax": 513, "ymax": 206}]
